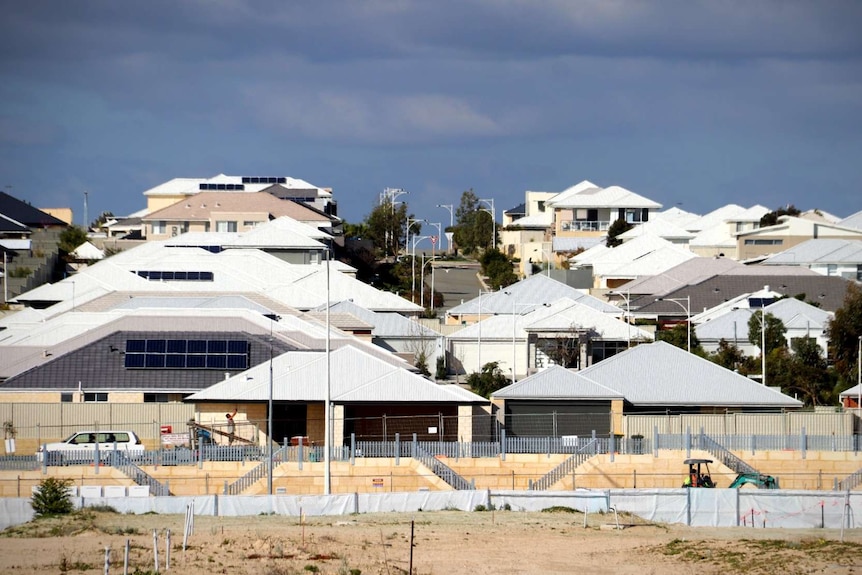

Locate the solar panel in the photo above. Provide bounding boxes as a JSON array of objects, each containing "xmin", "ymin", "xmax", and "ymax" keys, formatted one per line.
[
  {"xmin": 123, "ymin": 338, "xmax": 249, "ymax": 370},
  {"xmin": 188, "ymin": 340, "xmax": 207, "ymax": 353},
  {"xmin": 166, "ymin": 340, "xmax": 186, "ymax": 353},
  {"xmin": 228, "ymin": 340, "xmax": 247, "ymax": 353},
  {"xmin": 208, "ymin": 340, "xmax": 227, "ymax": 353},
  {"xmin": 126, "ymin": 340, "xmax": 146, "ymax": 353}
]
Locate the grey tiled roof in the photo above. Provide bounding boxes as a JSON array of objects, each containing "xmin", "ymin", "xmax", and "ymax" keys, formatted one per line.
[
  {"xmin": 1, "ymin": 331, "xmax": 295, "ymax": 393},
  {"xmin": 634, "ymin": 274, "xmax": 852, "ymax": 316}
]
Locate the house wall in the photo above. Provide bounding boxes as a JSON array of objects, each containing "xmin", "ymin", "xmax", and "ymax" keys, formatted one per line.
[{"xmin": 146, "ymin": 195, "xmax": 187, "ymax": 213}]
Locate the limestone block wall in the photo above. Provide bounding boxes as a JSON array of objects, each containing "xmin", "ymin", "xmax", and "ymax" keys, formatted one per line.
[
  {"xmin": 445, "ymin": 454, "xmax": 569, "ymax": 490},
  {"xmin": 733, "ymin": 450, "xmax": 862, "ymax": 490},
  {"xmin": 0, "ymin": 467, "xmax": 133, "ymax": 498}
]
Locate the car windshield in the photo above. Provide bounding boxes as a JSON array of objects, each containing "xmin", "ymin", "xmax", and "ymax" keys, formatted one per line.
[{"xmin": 62, "ymin": 433, "xmax": 80, "ymax": 443}]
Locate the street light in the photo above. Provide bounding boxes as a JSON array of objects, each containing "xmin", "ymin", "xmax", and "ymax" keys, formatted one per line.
[
  {"xmin": 609, "ymin": 290, "xmax": 631, "ymax": 348},
  {"xmin": 505, "ymin": 291, "xmax": 549, "ymax": 382},
  {"xmin": 733, "ymin": 305, "xmax": 769, "ymax": 386},
  {"xmin": 476, "ymin": 289, "xmax": 493, "ymax": 372},
  {"xmin": 479, "ymin": 198, "xmax": 496, "ymax": 250},
  {"xmin": 263, "ymin": 312, "xmax": 282, "ymax": 496},
  {"xmin": 411, "ymin": 234, "xmax": 431, "ymax": 304},
  {"xmin": 381, "ymin": 188, "xmax": 408, "ymax": 256},
  {"xmin": 656, "ymin": 295, "xmax": 691, "ymax": 353},
  {"xmin": 436, "ymin": 204, "xmax": 454, "ymax": 252}
]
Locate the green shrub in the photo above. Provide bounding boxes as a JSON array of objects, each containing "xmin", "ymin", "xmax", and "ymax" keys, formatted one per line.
[
  {"xmin": 31, "ymin": 477, "xmax": 74, "ymax": 516},
  {"xmin": 9, "ymin": 267, "xmax": 32, "ymax": 278}
]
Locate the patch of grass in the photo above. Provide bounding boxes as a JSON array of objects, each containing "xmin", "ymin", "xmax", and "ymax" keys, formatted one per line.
[{"xmin": 540, "ymin": 506, "xmax": 577, "ymax": 514}]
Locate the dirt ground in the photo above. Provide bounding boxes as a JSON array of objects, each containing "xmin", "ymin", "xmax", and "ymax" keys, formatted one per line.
[{"xmin": 3, "ymin": 508, "xmax": 862, "ymax": 575}]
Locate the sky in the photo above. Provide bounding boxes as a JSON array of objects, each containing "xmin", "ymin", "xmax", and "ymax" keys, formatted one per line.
[{"xmin": 1, "ymin": 1, "xmax": 861, "ymax": 229}]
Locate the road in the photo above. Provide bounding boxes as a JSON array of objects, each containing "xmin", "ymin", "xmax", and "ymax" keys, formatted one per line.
[{"xmin": 427, "ymin": 261, "xmax": 484, "ymax": 312}]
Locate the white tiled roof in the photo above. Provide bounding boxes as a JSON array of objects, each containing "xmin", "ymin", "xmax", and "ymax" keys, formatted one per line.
[
  {"xmin": 762, "ymin": 239, "xmax": 862, "ymax": 265},
  {"xmin": 576, "ymin": 342, "xmax": 802, "ymax": 407},
  {"xmin": 187, "ymin": 345, "xmax": 485, "ymax": 404},
  {"xmin": 547, "ymin": 183, "xmax": 662, "ymax": 210},
  {"xmin": 493, "ymin": 365, "xmax": 623, "ymax": 399},
  {"xmin": 447, "ymin": 274, "xmax": 620, "ymax": 316},
  {"xmin": 13, "ymin": 241, "xmax": 420, "ymax": 313}
]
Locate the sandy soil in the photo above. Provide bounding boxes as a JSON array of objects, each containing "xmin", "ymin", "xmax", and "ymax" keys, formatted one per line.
[{"xmin": 2, "ymin": 508, "xmax": 862, "ymax": 574}]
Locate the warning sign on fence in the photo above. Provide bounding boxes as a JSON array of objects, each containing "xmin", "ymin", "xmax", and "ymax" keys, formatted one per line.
[{"xmin": 372, "ymin": 478, "xmax": 384, "ymax": 488}]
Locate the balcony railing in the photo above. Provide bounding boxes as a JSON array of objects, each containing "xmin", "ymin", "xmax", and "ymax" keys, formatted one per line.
[{"xmin": 560, "ymin": 220, "xmax": 610, "ymax": 232}]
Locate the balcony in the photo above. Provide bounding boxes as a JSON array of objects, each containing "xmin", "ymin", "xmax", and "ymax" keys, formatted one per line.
[{"xmin": 560, "ymin": 220, "xmax": 611, "ymax": 232}]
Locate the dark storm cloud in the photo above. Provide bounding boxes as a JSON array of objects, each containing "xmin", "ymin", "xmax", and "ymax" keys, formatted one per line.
[{"xmin": 0, "ymin": 1, "xmax": 860, "ymax": 221}]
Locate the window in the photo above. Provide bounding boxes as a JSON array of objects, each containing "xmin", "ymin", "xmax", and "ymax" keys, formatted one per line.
[
  {"xmin": 857, "ymin": 264, "xmax": 862, "ymax": 282},
  {"xmin": 60, "ymin": 393, "xmax": 73, "ymax": 403},
  {"xmin": 744, "ymin": 239, "xmax": 783, "ymax": 246},
  {"xmin": 243, "ymin": 220, "xmax": 261, "ymax": 228},
  {"xmin": 625, "ymin": 209, "xmax": 644, "ymax": 223},
  {"xmin": 827, "ymin": 264, "xmax": 838, "ymax": 276},
  {"xmin": 144, "ymin": 393, "xmax": 170, "ymax": 403},
  {"xmin": 152, "ymin": 221, "xmax": 166, "ymax": 234},
  {"xmin": 215, "ymin": 220, "xmax": 237, "ymax": 233},
  {"xmin": 84, "ymin": 393, "xmax": 108, "ymax": 402}
]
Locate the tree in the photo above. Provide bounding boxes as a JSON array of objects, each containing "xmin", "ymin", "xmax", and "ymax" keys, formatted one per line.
[
  {"xmin": 747, "ymin": 311, "xmax": 787, "ymax": 358},
  {"xmin": 827, "ymin": 282, "xmax": 862, "ymax": 387},
  {"xmin": 480, "ymin": 248, "xmax": 517, "ymax": 290},
  {"xmin": 58, "ymin": 225, "xmax": 88, "ymax": 254},
  {"xmin": 606, "ymin": 218, "xmax": 633, "ymax": 248},
  {"xmin": 342, "ymin": 221, "xmax": 368, "ymax": 239},
  {"xmin": 708, "ymin": 339, "xmax": 751, "ymax": 371},
  {"xmin": 655, "ymin": 322, "xmax": 705, "ymax": 355},
  {"xmin": 31, "ymin": 477, "xmax": 74, "ymax": 516},
  {"xmin": 89, "ymin": 210, "xmax": 114, "ymax": 231},
  {"xmin": 365, "ymin": 200, "xmax": 409, "ymax": 257},
  {"xmin": 769, "ymin": 338, "xmax": 832, "ymax": 406},
  {"xmin": 466, "ymin": 362, "xmax": 510, "ymax": 398},
  {"xmin": 452, "ymin": 189, "xmax": 494, "ymax": 254},
  {"xmin": 759, "ymin": 204, "xmax": 801, "ymax": 227}
]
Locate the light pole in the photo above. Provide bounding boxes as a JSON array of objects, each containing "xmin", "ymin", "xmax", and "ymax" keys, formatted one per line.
[
  {"xmin": 476, "ymin": 289, "xmax": 493, "ymax": 373},
  {"xmin": 411, "ymin": 234, "xmax": 430, "ymax": 304},
  {"xmin": 263, "ymin": 313, "xmax": 281, "ymax": 496},
  {"xmin": 733, "ymin": 305, "xmax": 769, "ymax": 386},
  {"xmin": 656, "ymin": 295, "xmax": 691, "ymax": 353},
  {"xmin": 479, "ymin": 198, "xmax": 496, "ymax": 250},
  {"xmin": 856, "ymin": 335, "xmax": 861, "ymax": 410},
  {"xmin": 436, "ymin": 204, "xmax": 454, "ymax": 252},
  {"xmin": 381, "ymin": 188, "xmax": 408, "ymax": 256},
  {"xmin": 420, "ymin": 254, "xmax": 437, "ymax": 308},
  {"xmin": 505, "ymin": 291, "xmax": 548, "ymax": 382},
  {"xmin": 610, "ymin": 290, "xmax": 631, "ymax": 348},
  {"xmin": 405, "ymin": 217, "xmax": 425, "ymax": 255}
]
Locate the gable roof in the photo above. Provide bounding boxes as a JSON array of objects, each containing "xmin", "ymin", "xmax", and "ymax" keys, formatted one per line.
[
  {"xmin": 446, "ymin": 274, "xmax": 620, "ymax": 316},
  {"xmin": 325, "ymin": 300, "xmax": 440, "ymax": 337},
  {"xmin": 574, "ymin": 341, "xmax": 801, "ymax": 407},
  {"xmin": 694, "ymin": 297, "xmax": 831, "ymax": 342},
  {"xmin": 635, "ymin": 273, "xmax": 852, "ymax": 315},
  {"xmin": 547, "ymin": 182, "xmax": 662, "ymax": 210},
  {"xmin": 143, "ymin": 192, "xmax": 332, "ymax": 224},
  {"xmin": 493, "ymin": 365, "xmax": 624, "ymax": 400},
  {"xmin": 839, "ymin": 209, "xmax": 862, "ymax": 231},
  {"xmin": 12, "ymin": 242, "xmax": 421, "ymax": 313},
  {"xmin": 187, "ymin": 344, "xmax": 485, "ymax": 404},
  {"xmin": 0, "ymin": 192, "xmax": 67, "ymax": 227},
  {"xmin": 761, "ymin": 239, "xmax": 862, "ymax": 266}
]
